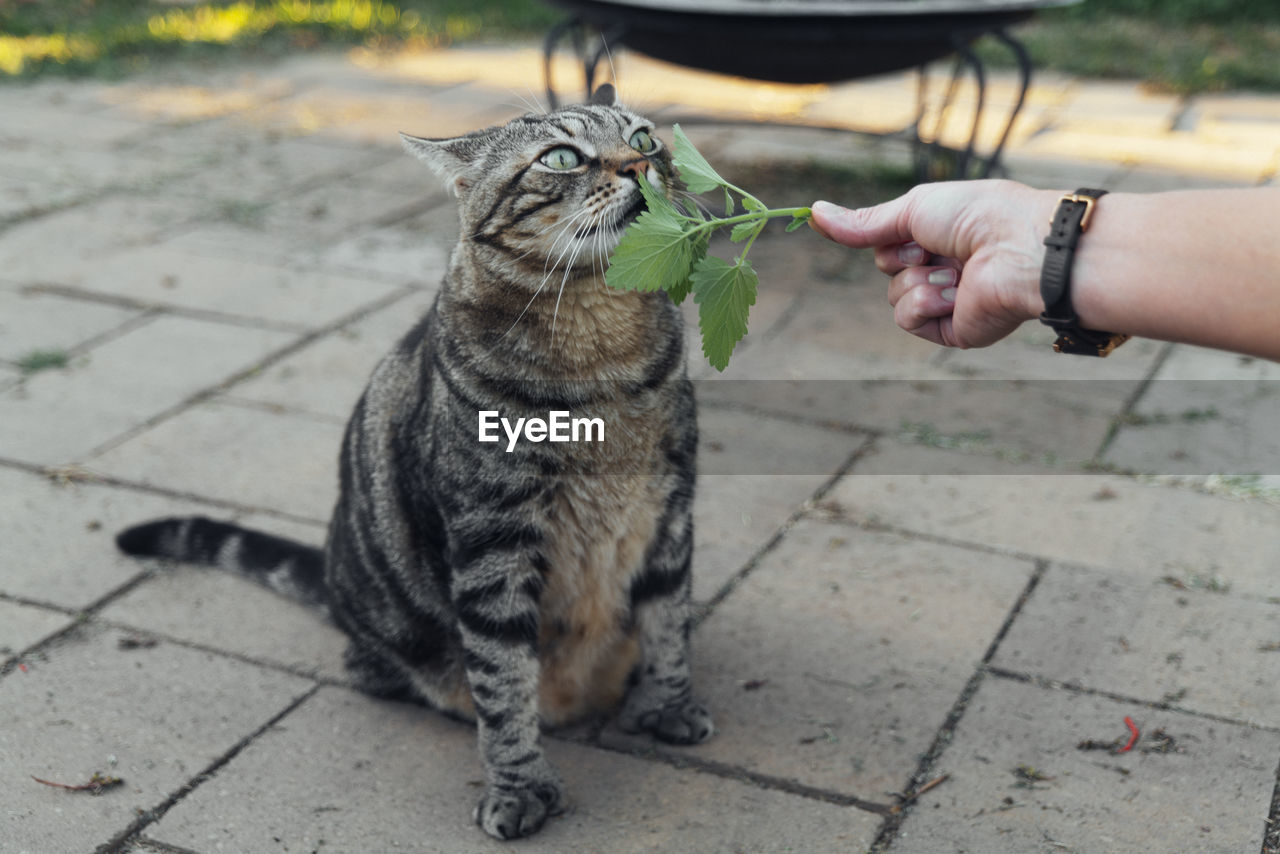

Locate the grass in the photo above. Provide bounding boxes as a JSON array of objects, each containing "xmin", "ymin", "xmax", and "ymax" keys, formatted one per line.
[
  {"xmin": 1, "ymin": 0, "xmax": 1276, "ymax": 93},
  {"xmin": 978, "ymin": 0, "xmax": 1280, "ymax": 94},
  {"xmin": 17, "ymin": 349, "xmax": 70, "ymax": 374},
  {"xmin": 0, "ymin": 0, "xmax": 557, "ymax": 79}
]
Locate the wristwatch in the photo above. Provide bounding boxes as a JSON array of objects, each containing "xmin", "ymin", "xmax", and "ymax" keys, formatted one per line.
[{"xmin": 1039, "ymin": 189, "xmax": 1130, "ymax": 356}]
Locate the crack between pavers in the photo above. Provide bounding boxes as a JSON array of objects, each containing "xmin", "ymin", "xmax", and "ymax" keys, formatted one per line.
[
  {"xmin": 985, "ymin": 665, "xmax": 1280, "ymax": 735},
  {"xmin": 698, "ymin": 395, "xmax": 874, "ymax": 439},
  {"xmin": 17, "ymin": 283, "xmax": 316, "ymax": 335},
  {"xmin": 565, "ymin": 732, "xmax": 896, "ymax": 816},
  {"xmin": 77, "ymin": 285, "xmax": 416, "ymax": 462},
  {"xmin": 213, "ymin": 395, "xmax": 349, "ymax": 425},
  {"xmin": 1091, "ymin": 340, "xmax": 1176, "ymax": 462},
  {"xmin": 868, "ymin": 557, "xmax": 1050, "ymax": 853},
  {"xmin": 695, "ymin": 434, "xmax": 877, "ymax": 622},
  {"xmin": 1261, "ymin": 756, "xmax": 1280, "ymax": 854},
  {"xmin": 0, "ymin": 570, "xmax": 158, "ymax": 680},
  {"xmin": 93, "ymin": 684, "xmax": 321, "ymax": 854}
]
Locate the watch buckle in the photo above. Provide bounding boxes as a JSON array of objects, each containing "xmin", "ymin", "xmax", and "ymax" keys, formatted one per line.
[{"xmin": 1054, "ymin": 193, "xmax": 1099, "ymax": 232}]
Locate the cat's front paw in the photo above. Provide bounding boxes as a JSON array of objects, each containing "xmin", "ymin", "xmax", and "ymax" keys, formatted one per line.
[
  {"xmin": 473, "ymin": 772, "xmax": 565, "ymax": 840},
  {"xmin": 619, "ymin": 698, "xmax": 715, "ymax": 745}
]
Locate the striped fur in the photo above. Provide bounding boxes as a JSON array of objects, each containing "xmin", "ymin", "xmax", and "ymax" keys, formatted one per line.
[{"xmin": 116, "ymin": 85, "xmax": 712, "ymax": 841}]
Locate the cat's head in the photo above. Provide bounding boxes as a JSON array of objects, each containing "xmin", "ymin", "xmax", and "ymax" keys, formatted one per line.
[{"xmin": 401, "ymin": 85, "xmax": 671, "ymax": 275}]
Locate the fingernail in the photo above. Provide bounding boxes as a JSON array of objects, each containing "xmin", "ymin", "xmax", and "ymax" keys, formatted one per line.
[
  {"xmin": 899, "ymin": 242, "xmax": 925, "ymax": 265},
  {"xmin": 928, "ymin": 269, "xmax": 956, "ymax": 286},
  {"xmin": 940, "ymin": 287, "xmax": 957, "ymax": 302},
  {"xmin": 808, "ymin": 200, "xmax": 837, "ymax": 239}
]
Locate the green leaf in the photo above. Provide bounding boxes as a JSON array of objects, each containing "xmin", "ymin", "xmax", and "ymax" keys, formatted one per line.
[
  {"xmin": 636, "ymin": 172, "xmax": 684, "ymax": 220},
  {"xmin": 729, "ymin": 221, "xmax": 762, "ymax": 243},
  {"xmin": 666, "ymin": 228, "xmax": 710, "ymax": 305},
  {"xmin": 692, "ymin": 256, "xmax": 757, "ymax": 372},
  {"xmin": 786, "ymin": 208, "xmax": 812, "ymax": 232},
  {"xmin": 672, "ymin": 124, "xmax": 729, "ymax": 194},
  {"xmin": 723, "ymin": 187, "xmax": 735, "ymax": 217},
  {"xmin": 605, "ymin": 209, "xmax": 695, "ymax": 293},
  {"xmin": 741, "ymin": 196, "xmax": 766, "ymax": 214}
]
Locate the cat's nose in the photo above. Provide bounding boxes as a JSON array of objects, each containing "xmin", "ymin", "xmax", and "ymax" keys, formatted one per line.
[{"xmin": 617, "ymin": 158, "xmax": 649, "ymax": 181}]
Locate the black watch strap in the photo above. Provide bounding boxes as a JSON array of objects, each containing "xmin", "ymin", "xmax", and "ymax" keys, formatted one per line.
[{"xmin": 1039, "ymin": 189, "xmax": 1129, "ymax": 356}]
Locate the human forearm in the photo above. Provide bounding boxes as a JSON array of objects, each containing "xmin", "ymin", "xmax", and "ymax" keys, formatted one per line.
[{"xmin": 1064, "ymin": 188, "xmax": 1280, "ymax": 360}]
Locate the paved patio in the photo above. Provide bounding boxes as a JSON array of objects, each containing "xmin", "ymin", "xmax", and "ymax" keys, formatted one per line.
[{"xmin": 2, "ymin": 41, "xmax": 1279, "ymax": 854}]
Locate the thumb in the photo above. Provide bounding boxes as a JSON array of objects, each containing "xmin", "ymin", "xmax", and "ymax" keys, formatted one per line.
[{"xmin": 809, "ymin": 195, "xmax": 918, "ymax": 249}]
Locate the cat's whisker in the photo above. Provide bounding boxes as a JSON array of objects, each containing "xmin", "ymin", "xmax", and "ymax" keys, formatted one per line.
[
  {"xmin": 495, "ymin": 207, "xmax": 596, "ymax": 345},
  {"xmin": 549, "ymin": 215, "xmax": 596, "ymax": 344}
]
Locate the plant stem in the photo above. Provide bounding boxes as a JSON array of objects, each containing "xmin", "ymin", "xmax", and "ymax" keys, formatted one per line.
[{"xmin": 686, "ymin": 206, "xmax": 811, "ymax": 235}]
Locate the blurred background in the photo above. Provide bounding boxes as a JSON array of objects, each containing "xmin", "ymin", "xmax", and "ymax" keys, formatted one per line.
[{"xmin": 2, "ymin": 0, "xmax": 1278, "ymax": 96}]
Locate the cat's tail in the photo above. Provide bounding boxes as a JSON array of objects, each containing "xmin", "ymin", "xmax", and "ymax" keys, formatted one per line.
[{"xmin": 116, "ymin": 516, "xmax": 328, "ymax": 609}]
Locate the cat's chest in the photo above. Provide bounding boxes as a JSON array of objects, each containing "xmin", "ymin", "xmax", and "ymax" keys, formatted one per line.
[{"xmin": 539, "ymin": 475, "xmax": 668, "ymax": 627}]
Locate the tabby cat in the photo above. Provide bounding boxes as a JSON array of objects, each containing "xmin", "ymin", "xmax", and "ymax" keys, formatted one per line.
[{"xmin": 115, "ymin": 84, "xmax": 712, "ymax": 841}]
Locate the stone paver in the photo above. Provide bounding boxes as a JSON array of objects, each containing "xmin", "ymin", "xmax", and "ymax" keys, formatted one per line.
[
  {"xmin": 144, "ymin": 686, "xmax": 882, "ymax": 854},
  {"xmin": 892, "ymin": 676, "xmax": 1280, "ymax": 854},
  {"xmin": 99, "ymin": 547, "xmax": 349, "ymax": 684},
  {"xmin": 994, "ymin": 561, "xmax": 1280, "ymax": 728},
  {"xmin": 0, "ymin": 600, "xmax": 73, "ymax": 663},
  {"xmin": 606, "ymin": 522, "xmax": 1036, "ymax": 802},
  {"xmin": 1103, "ymin": 345, "xmax": 1280, "ymax": 478},
  {"xmin": 225, "ymin": 288, "xmax": 439, "ymax": 420},
  {"xmin": 3, "ymin": 41, "xmax": 1279, "ymax": 854},
  {"xmin": 34, "ymin": 243, "xmax": 406, "ymax": 331},
  {"xmin": 828, "ymin": 473, "xmax": 1280, "ymax": 599},
  {"xmin": 1, "ymin": 624, "xmax": 314, "ymax": 854},
  {"xmin": 0, "ymin": 288, "xmax": 141, "ymax": 364},
  {"xmin": 88, "ymin": 399, "xmax": 346, "ymax": 522},
  {"xmin": 0, "ymin": 315, "xmax": 296, "ymax": 465}
]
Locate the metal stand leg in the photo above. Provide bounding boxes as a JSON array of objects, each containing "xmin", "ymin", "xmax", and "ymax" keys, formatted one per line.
[
  {"xmin": 543, "ymin": 19, "xmax": 625, "ymax": 109},
  {"xmin": 981, "ymin": 28, "xmax": 1033, "ymax": 178},
  {"xmin": 912, "ymin": 28, "xmax": 1034, "ymax": 181}
]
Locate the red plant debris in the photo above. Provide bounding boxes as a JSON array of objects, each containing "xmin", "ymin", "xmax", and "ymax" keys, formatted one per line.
[{"xmin": 1117, "ymin": 716, "xmax": 1140, "ymax": 753}]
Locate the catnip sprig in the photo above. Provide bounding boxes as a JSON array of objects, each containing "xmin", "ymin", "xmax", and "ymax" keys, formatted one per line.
[{"xmin": 605, "ymin": 125, "xmax": 811, "ymax": 371}]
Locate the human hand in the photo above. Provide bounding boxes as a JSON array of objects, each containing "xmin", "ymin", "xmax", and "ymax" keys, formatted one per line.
[{"xmin": 810, "ymin": 180, "xmax": 1058, "ymax": 349}]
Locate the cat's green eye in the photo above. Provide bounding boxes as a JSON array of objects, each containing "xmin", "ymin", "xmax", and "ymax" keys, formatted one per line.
[
  {"xmin": 629, "ymin": 129, "xmax": 656, "ymax": 153},
  {"xmin": 540, "ymin": 147, "xmax": 582, "ymax": 170}
]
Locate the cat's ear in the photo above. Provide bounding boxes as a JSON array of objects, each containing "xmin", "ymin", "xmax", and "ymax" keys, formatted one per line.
[
  {"xmin": 589, "ymin": 83, "xmax": 617, "ymax": 107},
  {"xmin": 399, "ymin": 132, "xmax": 489, "ymax": 196}
]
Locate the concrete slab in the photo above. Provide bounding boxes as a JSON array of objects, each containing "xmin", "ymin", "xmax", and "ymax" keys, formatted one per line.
[
  {"xmin": 0, "ymin": 289, "xmax": 141, "ymax": 363},
  {"xmin": 0, "ymin": 600, "xmax": 74, "ymax": 663},
  {"xmin": 252, "ymin": 180, "xmax": 435, "ymax": 244},
  {"xmin": 0, "ymin": 467, "xmax": 246, "ymax": 611},
  {"xmin": 700, "ymin": 374, "xmax": 1120, "ymax": 468},
  {"xmin": 42, "ymin": 243, "xmax": 405, "ymax": 331},
  {"xmin": 89, "ymin": 399, "xmax": 343, "ymax": 522},
  {"xmin": 692, "ymin": 474, "xmax": 833, "ymax": 603},
  {"xmin": 0, "ymin": 316, "xmax": 296, "ymax": 466},
  {"xmin": 605, "ymin": 522, "xmax": 1035, "ymax": 802},
  {"xmin": 1103, "ymin": 345, "xmax": 1280, "ymax": 477},
  {"xmin": 154, "ymin": 131, "xmax": 398, "ymax": 206},
  {"xmin": 0, "ymin": 623, "xmax": 314, "ymax": 854},
  {"xmin": 97, "ymin": 76, "xmax": 298, "ymax": 124},
  {"xmin": 238, "ymin": 84, "xmax": 515, "ymax": 145},
  {"xmin": 826, "ymin": 474, "xmax": 1280, "ymax": 598},
  {"xmin": 225, "ymin": 288, "xmax": 438, "ymax": 420},
  {"xmin": 1018, "ymin": 128, "xmax": 1277, "ymax": 183},
  {"xmin": 0, "ymin": 102, "xmax": 154, "ymax": 149},
  {"xmin": 0, "ymin": 195, "xmax": 200, "ymax": 285},
  {"xmin": 849, "ymin": 436, "xmax": 1067, "ymax": 477},
  {"xmin": 993, "ymin": 561, "xmax": 1280, "ymax": 728},
  {"xmin": 891, "ymin": 676, "xmax": 1280, "ymax": 854},
  {"xmin": 99, "ymin": 544, "xmax": 348, "ymax": 684},
  {"xmin": 145, "ymin": 685, "xmax": 882, "ymax": 853}
]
